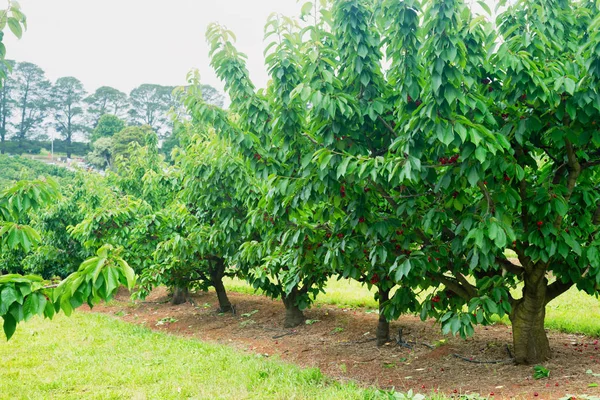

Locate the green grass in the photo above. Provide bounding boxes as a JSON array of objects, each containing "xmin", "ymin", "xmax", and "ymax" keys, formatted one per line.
[
  {"xmin": 225, "ymin": 277, "xmax": 600, "ymax": 337},
  {"xmin": 224, "ymin": 277, "xmax": 379, "ymax": 309},
  {"xmin": 0, "ymin": 312, "xmax": 377, "ymax": 399}
]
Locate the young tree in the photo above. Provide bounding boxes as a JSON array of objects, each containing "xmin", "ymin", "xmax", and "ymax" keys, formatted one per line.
[
  {"xmin": 12, "ymin": 62, "xmax": 51, "ymax": 148},
  {"xmin": 86, "ymin": 137, "xmax": 114, "ymax": 169},
  {"xmin": 84, "ymin": 86, "xmax": 129, "ymax": 125},
  {"xmin": 188, "ymin": 18, "xmax": 346, "ymax": 327},
  {"xmin": 112, "ymin": 125, "xmax": 155, "ymax": 164},
  {"xmin": 90, "ymin": 114, "xmax": 125, "ymax": 142},
  {"xmin": 52, "ymin": 77, "xmax": 87, "ymax": 158}
]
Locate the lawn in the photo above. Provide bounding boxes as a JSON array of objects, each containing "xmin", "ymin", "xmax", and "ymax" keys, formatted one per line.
[
  {"xmin": 0, "ymin": 313, "xmax": 378, "ymax": 400},
  {"xmin": 224, "ymin": 277, "xmax": 600, "ymax": 337}
]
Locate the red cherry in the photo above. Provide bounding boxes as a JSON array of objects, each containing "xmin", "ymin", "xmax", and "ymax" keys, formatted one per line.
[
  {"xmin": 337, "ymin": 233, "xmax": 344, "ymax": 239},
  {"xmin": 326, "ymin": 233, "xmax": 332, "ymax": 239},
  {"xmin": 359, "ymin": 217, "xmax": 365, "ymax": 223},
  {"xmin": 537, "ymin": 221, "xmax": 543, "ymax": 227}
]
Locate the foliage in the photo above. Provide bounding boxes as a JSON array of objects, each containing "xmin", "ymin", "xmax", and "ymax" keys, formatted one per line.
[
  {"xmin": 185, "ymin": 0, "xmax": 600, "ymax": 364},
  {"xmin": 0, "ymin": 59, "xmax": 15, "ymax": 154},
  {"xmin": 84, "ymin": 86, "xmax": 129, "ymax": 124},
  {"xmin": 11, "ymin": 61, "xmax": 51, "ymax": 143},
  {"xmin": 51, "ymin": 76, "xmax": 87, "ymax": 158},
  {"xmin": 86, "ymin": 136, "xmax": 114, "ymax": 169},
  {"xmin": 0, "ymin": 153, "xmax": 74, "ymax": 188},
  {"xmin": 533, "ymin": 365, "xmax": 550, "ymax": 379},
  {"xmin": 128, "ymin": 84, "xmax": 176, "ymax": 137},
  {"xmin": 90, "ymin": 114, "xmax": 125, "ymax": 142},
  {"xmin": 111, "ymin": 125, "xmax": 156, "ymax": 164}
]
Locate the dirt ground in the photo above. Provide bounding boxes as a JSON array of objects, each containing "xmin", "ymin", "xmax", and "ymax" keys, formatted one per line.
[{"xmin": 85, "ymin": 288, "xmax": 600, "ymax": 399}]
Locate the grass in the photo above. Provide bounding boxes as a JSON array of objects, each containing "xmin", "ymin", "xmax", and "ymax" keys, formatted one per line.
[
  {"xmin": 224, "ymin": 277, "xmax": 379, "ymax": 309},
  {"xmin": 224, "ymin": 277, "xmax": 600, "ymax": 337},
  {"xmin": 0, "ymin": 312, "xmax": 379, "ymax": 399}
]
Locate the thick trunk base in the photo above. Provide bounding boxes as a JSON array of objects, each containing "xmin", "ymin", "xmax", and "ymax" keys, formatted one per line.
[
  {"xmin": 510, "ymin": 302, "xmax": 551, "ymax": 364},
  {"xmin": 376, "ymin": 287, "xmax": 390, "ymax": 346},
  {"xmin": 510, "ymin": 272, "xmax": 551, "ymax": 364},
  {"xmin": 282, "ymin": 287, "xmax": 305, "ymax": 328},
  {"xmin": 171, "ymin": 286, "xmax": 189, "ymax": 305},
  {"xmin": 284, "ymin": 305, "xmax": 305, "ymax": 328}
]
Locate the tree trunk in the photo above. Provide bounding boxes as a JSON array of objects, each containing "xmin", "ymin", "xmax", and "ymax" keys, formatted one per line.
[
  {"xmin": 0, "ymin": 135, "xmax": 4, "ymax": 154},
  {"xmin": 210, "ymin": 258, "xmax": 232, "ymax": 313},
  {"xmin": 282, "ymin": 286, "xmax": 305, "ymax": 328},
  {"xmin": 509, "ymin": 271, "xmax": 551, "ymax": 364},
  {"xmin": 377, "ymin": 287, "xmax": 391, "ymax": 346},
  {"xmin": 171, "ymin": 286, "xmax": 188, "ymax": 305},
  {"xmin": 66, "ymin": 135, "xmax": 72, "ymax": 159}
]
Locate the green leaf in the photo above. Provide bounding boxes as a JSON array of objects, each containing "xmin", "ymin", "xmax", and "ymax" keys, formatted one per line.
[
  {"xmin": 1, "ymin": 286, "xmax": 19, "ymax": 309},
  {"xmin": 467, "ymin": 167, "xmax": 479, "ymax": 187},
  {"xmin": 3, "ymin": 313, "xmax": 17, "ymax": 340},
  {"xmin": 564, "ymin": 78, "xmax": 576, "ymax": 95},
  {"xmin": 336, "ymin": 157, "xmax": 351, "ymax": 179},
  {"xmin": 7, "ymin": 17, "xmax": 22, "ymax": 39}
]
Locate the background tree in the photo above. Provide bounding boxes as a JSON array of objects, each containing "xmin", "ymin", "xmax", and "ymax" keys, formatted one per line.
[
  {"xmin": 0, "ymin": 60, "xmax": 14, "ymax": 154},
  {"xmin": 112, "ymin": 125, "xmax": 155, "ymax": 164},
  {"xmin": 198, "ymin": 84, "xmax": 225, "ymax": 108},
  {"xmin": 128, "ymin": 84, "xmax": 174, "ymax": 137},
  {"xmin": 84, "ymin": 86, "xmax": 129, "ymax": 125},
  {"xmin": 12, "ymin": 62, "xmax": 51, "ymax": 149},
  {"xmin": 86, "ymin": 137, "xmax": 114, "ymax": 169},
  {"xmin": 90, "ymin": 114, "xmax": 125, "ymax": 142},
  {"xmin": 51, "ymin": 76, "xmax": 86, "ymax": 158}
]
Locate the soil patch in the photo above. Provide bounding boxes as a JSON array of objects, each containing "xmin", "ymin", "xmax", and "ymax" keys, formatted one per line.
[{"xmin": 84, "ymin": 288, "xmax": 600, "ymax": 399}]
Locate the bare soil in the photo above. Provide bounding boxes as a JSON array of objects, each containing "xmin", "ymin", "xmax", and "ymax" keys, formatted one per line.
[{"xmin": 84, "ymin": 288, "xmax": 600, "ymax": 399}]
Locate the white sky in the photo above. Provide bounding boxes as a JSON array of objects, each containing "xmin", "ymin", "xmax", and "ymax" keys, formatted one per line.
[{"xmin": 4, "ymin": 0, "xmax": 302, "ymax": 96}]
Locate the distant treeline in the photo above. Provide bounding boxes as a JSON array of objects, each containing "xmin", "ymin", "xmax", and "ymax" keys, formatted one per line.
[
  {"xmin": 0, "ymin": 60, "xmax": 225, "ymax": 158},
  {"xmin": 1, "ymin": 139, "xmax": 90, "ymax": 157}
]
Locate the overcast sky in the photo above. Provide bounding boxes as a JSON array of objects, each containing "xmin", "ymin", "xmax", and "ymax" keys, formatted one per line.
[{"xmin": 4, "ymin": 0, "xmax": 303, "ymax": 96}]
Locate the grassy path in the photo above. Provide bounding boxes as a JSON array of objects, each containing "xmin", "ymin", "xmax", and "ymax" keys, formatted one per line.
[{"xmin": 0, "ymin": 313, "xmax": 374, "ymax": 400}]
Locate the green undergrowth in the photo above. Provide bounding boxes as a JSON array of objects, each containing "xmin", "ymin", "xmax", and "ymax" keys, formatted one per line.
[{"xmin": 0, "ymin": 312, "xmax": 381, "ymax": 399}]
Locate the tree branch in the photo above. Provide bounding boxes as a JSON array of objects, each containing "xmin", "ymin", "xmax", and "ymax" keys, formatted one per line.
[
  {"xmin": 495, "ymin": 257, "xmax": 524, "ymax": 276},
  {"xmin": 582, "ymin": 160, "xmax": 600, "ymax": 169},
  {"xmin": 377, "ymin": 115, "xmax": 398, "ymax": 138},
  {"xmin": 371, "ymin": 180, "xmax": 399, "ymax": 209},
  {"xmin": 478, "ymin": 181, "xmax": 495, "ymax": 215},
  {"xmin": 545, "ymin": 279, "xmax": 573, "ymax": 305},
  {"xmin": 431, "ymin": 273, "xmax": 473, "ymax": 302}
]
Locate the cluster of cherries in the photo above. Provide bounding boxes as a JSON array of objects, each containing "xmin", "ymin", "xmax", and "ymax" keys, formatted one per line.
[{"xmin": 440, "ymin": 154, "xmax": 459, "ymax": 165}]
